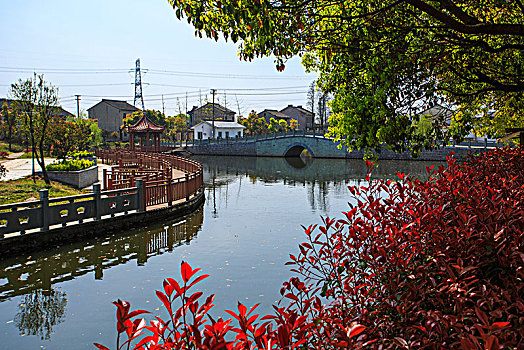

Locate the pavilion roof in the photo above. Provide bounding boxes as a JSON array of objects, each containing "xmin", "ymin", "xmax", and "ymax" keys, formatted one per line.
[{"xmin": 127, "ymin": 114, "xmax": 164, "ymax": 133}]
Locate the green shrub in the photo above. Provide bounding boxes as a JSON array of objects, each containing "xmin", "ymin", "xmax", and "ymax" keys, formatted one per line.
[
  {"xmin": 46, "ymin": 159, "xmax": 94, "ymax": 171},
  {"xmin": 67, "ymin": 150, "xmax": 94, "ymax": 158}
]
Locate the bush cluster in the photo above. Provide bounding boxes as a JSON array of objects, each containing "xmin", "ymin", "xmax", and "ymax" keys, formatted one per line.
[
  {"xmin": 46, "ymin": 159, "xmax": 94, "ymax": 171},
  {"xmin": 95, "ymin": 147, "xmax": 523, "ymax": 349},
  {"xmin": 67, "ymin": 150, "xmax": 94, "ymax": 158}
]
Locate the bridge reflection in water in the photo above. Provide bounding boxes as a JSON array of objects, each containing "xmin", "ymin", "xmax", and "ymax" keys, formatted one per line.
[
  {"xmin": 197, "ymin": 155, "xmax": 445, "ymax": 218},
  {"xmin": 0, "ymin": 208, "xmax": 204, "ymax": 302}
]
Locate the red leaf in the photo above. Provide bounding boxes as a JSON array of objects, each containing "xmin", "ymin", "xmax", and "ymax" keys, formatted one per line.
[
  {"xmin": 491, "ymin": 321, "xmax": 510, "ymax": 330},
  {"xmin": 285, "ymin": 293, "xmax": 299, "ymax": 302},
  {"xmin": 460, "ymin": 338, "xmax": 475, "ymax": 349},
  {"xmin": 349, "ymin": 324, "xmax": 366, "ymax": 338},
  {"xmin": 188, "ymin": 274, "xmax": 210, "ymax": 289},
  {"xmin": 181, "ymin": 261, "xmax": 193, "ymax": 283},
  {"xmin": 238, "ymin": 302, "xmax": 247, "ymax": 317},
  {"xmin": 156, "ymin": 290, "xmax": 172, "ymax": 314},
  {"xmin": 475, "ymin": 306, "xmax": 489, "ymax": 325},
  {"xmin": 93, "ymin": 343, "xmax": 110, "ymax": 350},
  {"xmin": 485, "ymin": 335, "xmax": 500, "ymax": 350},
  {"xmin": 127, "ymin": 309, "xmax": 150, "ymax": 320}
]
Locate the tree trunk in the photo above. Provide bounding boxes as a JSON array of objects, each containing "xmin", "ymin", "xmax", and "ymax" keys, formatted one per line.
[{"xmin": 37, "ymin": 138, "xmax": 50, "ymax": 185}]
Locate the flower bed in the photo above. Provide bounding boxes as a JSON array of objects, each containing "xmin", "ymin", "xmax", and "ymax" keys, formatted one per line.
[
  {"xmin": 46, "ymin": 159, "xmax": 94, "ymax": 171},
  {"xmin": 95, "ymin": 147, "xmax": 523, "ymax": 349},
  {"xmin": 46, "ymin": 159, "xmax": 98, "ymax": 189}
]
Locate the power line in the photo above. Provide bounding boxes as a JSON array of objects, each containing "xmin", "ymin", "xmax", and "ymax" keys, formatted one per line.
[{"xmin": 0, "ymin": 66, "xmax": 310, "ymax": 80}]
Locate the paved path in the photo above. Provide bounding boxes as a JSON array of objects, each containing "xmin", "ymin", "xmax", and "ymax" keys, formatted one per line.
[
  {"xmin": 0, "ymin": 157, "xmax": 112, "ymax": 188},
  {"xmin": 0, "ymin": 157, "xmax": 56, "ymax": 182}
]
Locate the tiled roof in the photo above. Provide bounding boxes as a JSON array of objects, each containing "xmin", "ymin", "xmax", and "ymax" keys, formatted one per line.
[
  {"xmin": 127, "ymin": 114, "xmax": 164, "ymax": 133},
  {"xmin": 88, "ymin": 99, "xmax": 139, "ymax": 112},
  {"xmin": 258, "ymin": 109, "xmax": 292, "ymax": 119},
  {"xmin": 188, "ymin": 103, "xmax": 236, "ymax": 115},
  {"xmin": 281, "ymin": 105, "xmax": 313, "ymax": 116}
]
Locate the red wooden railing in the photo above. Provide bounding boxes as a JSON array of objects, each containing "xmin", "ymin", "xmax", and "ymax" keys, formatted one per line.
[{"xmin": 95, "ymin": 149, "xmax": 203, "ymax": 209}]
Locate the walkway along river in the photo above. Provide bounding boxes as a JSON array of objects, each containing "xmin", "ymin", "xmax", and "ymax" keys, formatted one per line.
[
  {"xmin": 0, "ymin": 156, "xmax": 444, "ymax": 349},
  {"xmin": 0, "ymin": 150, "xmax": 204, "ymax": 257}
]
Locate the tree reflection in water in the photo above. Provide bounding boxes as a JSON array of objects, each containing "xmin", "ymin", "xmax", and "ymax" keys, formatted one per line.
[{"xmin": 14, "ymin": 288, "xmax": 67, "ymax": 340}]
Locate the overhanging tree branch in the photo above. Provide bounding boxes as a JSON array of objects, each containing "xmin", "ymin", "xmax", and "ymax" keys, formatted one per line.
[{"xmin": 406, "ymin": 0, "xmax": 524, "ymax": 36}]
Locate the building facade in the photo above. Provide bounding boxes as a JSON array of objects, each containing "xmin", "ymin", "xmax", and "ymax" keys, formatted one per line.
[
  {"xmin": 87, "ymin": 99, "xmax": 139, "ymax": 133},
  {"xmin": 279, "ymin": 105, "xmax": 314, "ymax": 130},
  {"xmin": 191, "ymin": 121, "xmax": 245, "ymax": 140},
  {"xmin": 257, "ymin": 109, "xmax": 292, "ymax": 125}
]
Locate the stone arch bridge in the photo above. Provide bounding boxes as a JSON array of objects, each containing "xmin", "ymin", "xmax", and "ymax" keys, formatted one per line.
[
  {"xmin": 186, "ymin": 133, "xmax": 350, "ymax": 158},
  {"xmin": 181, "ymin": 131, "xmax": 484, "ymax": 160}
]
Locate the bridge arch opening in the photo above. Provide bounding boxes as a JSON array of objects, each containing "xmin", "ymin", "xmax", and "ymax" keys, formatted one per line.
[{"xmin": 284, "ymin": 144, "xmax": 314, "ymax": 158}]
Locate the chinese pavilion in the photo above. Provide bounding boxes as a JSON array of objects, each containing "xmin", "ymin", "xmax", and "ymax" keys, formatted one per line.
[{"xmin": 127, "ymin": 114, "xmax": 165, "ymax": 152}]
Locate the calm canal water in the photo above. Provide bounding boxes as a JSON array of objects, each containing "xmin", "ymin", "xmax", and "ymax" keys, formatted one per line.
[{"xmin": 0, "ymin": 156, "xmax": 442, "ymax": 349}]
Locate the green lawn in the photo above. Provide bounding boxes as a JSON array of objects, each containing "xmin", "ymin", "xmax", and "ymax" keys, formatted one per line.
[{"xmin": 0, "ymin": 177, "xmax": 88, "ymax": 205}]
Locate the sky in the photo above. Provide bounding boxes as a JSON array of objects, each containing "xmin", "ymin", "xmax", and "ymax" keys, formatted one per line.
[{"xmin": 0, "ymin": 0, "xmax": 316, "ymax": 117}]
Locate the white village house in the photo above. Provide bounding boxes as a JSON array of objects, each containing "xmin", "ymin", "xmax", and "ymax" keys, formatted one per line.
[{"xmin": 191, "ymin": 121, "xmax": 245, "ymax": 140}]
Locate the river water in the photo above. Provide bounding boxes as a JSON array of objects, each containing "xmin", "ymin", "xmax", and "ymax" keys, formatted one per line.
[{"xmin": 0, "ymin": 156, "xmax": 443, "ymax": 350}]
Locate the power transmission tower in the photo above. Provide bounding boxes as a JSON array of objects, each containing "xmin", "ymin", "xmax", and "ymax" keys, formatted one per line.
[
  {"xmin": 211, "ymin": 89, "xmax": 216, "ymax": 139},
  {"xmin": 134, "ymin": 58, "xmax": 145, "ymax": 115}
]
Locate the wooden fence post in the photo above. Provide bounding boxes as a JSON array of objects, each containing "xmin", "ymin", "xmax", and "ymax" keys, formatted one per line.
[
  {"xmin": 185, "ymin": 173, "xmax": 190, "ymax": 201},
  {"xmin": 136, "ymin": 179, "xmax": 145, "ymax": 212},
  {"xmin": 167, "ymin": 178, "xmax": 172, "ymax": 206}
]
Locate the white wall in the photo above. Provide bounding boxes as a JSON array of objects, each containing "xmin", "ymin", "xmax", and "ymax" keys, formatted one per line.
[{"xmin": 193, "ymin": 123, "xmax": 244, "ymax": 140}]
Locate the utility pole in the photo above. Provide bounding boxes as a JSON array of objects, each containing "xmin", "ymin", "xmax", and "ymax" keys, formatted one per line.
[
  {"xmin": 162, "ymin": 94, "xmax": 165, "ymax": 116},
  {"xmin": 235, "ymin": 94, "xmax": 241, "ymax": 122},
  {"xmin": 211, "ymin": 88, "xmax": 216, "ymax": 139},
  {"xmin": 75, "ymin": 95, "xmax": 81, "ymax": 118}
]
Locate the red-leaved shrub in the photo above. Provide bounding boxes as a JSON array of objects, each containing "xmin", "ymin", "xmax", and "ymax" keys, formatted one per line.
[{"xmin": 95, "ymin": 147, "xmax": 523, "ymax": 349}]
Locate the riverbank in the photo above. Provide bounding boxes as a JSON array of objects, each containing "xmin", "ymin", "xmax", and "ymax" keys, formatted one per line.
[{"xmin": 0, "ymin": 189, "xmax": 204, "ymax": 258}]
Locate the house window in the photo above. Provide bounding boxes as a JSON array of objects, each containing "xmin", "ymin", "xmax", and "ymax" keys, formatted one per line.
[
  {"xmin": 218, "ymin": 131, "xmax": 222, "ymax": 138},
  {"xmin": 225, "ymin": 131, "xmax": 229, "ymax": 138},
  {"xmin": 197, "ymin": 132, "xmax": 203, "ymax": 139}
]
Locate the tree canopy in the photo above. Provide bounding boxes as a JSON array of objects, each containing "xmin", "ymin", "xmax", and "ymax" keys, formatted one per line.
[
  {"xmin": 168, "ymin": 0, "xmax": 524, "ymax": 153},
  {"xmin": 10, "ymin": 74, "xmax": 59, "ymax": 183}
]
